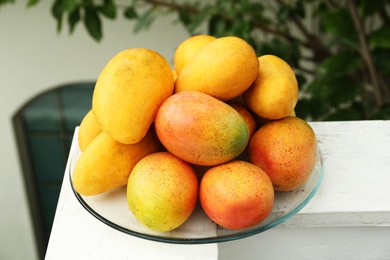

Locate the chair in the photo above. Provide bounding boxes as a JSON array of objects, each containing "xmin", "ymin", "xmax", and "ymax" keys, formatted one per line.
[{"xmin": 13, "ymin": 82, "xmax": 95, "ymax": 259}]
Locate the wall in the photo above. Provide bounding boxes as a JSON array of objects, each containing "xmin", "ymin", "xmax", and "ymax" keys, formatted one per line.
[{"xmin": 0, "ymin": 2, "xmax": 187, "ymax": 259}]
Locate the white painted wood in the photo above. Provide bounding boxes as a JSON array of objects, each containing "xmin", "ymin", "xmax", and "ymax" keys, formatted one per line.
[
  {"xmin": 218, "ymin": 226, "xmax": 390, "ymax": 260},
  {"xmin": 218, "ymin": 120, "xmax": 390, "ymax": 260},
  {"xmin": 45, "ymin": 128, "xmax": 218, "ymax": 260},
  {"xmin": 46, "ymin": 120, "xmax": 390, "ymax": 259},
  {"xmin": 281, "ymin": 120, "xmax": 390, "ymax": 228}
]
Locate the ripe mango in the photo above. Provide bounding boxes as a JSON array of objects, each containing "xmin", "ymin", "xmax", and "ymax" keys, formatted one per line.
[
  {"xmin": 173, "ymin": 34, "xmax": 216, "ymax": 74},
  {"xmin": 200, "ymin": 160, "xmax": 274, "ymax": 230},
  {"xmin": 243, "ymin": 55, "xmax": 298, "ymax": 120},
  {"xmin": 228, "ymin": 101, "xmax": 257, "ymax": 138},
  {"xmin": 92, "ymin": 48, "xmax": 174, "ymax": 144},
  {"xmin": 72, "ymin": 127, "xmax": 162, "ymax": 196},
  {"xmin": 175, "ymin": 36, "xmax": 259, "ymax": 101},
  {"xmin": 127, "ymin": 152, "xmax": 198, "ymax": 232},
  {"xmin": 78, "ymin": 110, "xmax": 101, "ymax": 152},
  {"xmin": 155, "ymin": 91, "xmax": 249, "ymax": 166},
  {"xmin": 248, "ymin": 116, "xmax": 317, "ymax": 191}
]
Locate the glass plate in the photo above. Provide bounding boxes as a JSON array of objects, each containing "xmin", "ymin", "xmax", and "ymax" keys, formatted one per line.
[{"xmin": 69, "ymin": 146, "xmax": 324, "ymax": 244}]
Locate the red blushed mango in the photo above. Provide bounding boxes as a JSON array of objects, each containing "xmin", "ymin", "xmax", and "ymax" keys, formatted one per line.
[
  {"xmin": 155, "ymin": 91, "xmax": 249, "ymax": 166},
  {"xmin": 200, "ymin": 160, "xmax": 274, "ymax": 230},
  {"xmin": 228, "ymin": 101, "xmax": 257, "ymax": 138},
  {"xmin": 127, "ymin": 152, "xmax": 198, "ymax": 232},
  {"xmin": 248, "ymin": 116, "xmax": 317, "ymax": 191}
]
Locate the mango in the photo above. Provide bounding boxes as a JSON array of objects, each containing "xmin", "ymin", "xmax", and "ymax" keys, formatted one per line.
[
  {"xmin": 175, "ymin": 36, "xmax": 259, "ymax": 101},
  {"xmin": 228, "ymin": 101, "xmax": 257, "ymax": 138},
  {"xmin": 173, "ymin": 34, "xmax": 216, "ymax": 74},
  {"xmin": 155, "ymin": 91, "xmax": 249, "ymax": 166},
  {"xmin": 200, "ymin": 160, "xmax": 274, "ymax": 230},
  {"xmin": 248, "ymin": 116, "xmax": 317, "ymax": 191},
  {"xmin": 72, "ymin": 127, "xmax": 162, "ymax": 196},
  {"xmin": 78, "ymin": 110, "xmax": 101, "ymax": 152},
  {"xmin": 243, "ymin": 55, "xmax": 298, "ymax": 120},
  {"xmin": 92, "ymin": 48, "xmax": 174, "ymax": 144},
  {"xmin": 127, "ymin": 152, "xmax": 198, "ymax": 232}
]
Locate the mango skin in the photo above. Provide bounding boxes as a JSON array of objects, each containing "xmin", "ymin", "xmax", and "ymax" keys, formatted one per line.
[
  {"xmin": 127, "ymin": 152, "xmax": 198, "ymax": 232},
  {"xmin": 155, "ymin": 91, "xmax": 249, "ymax": 166},
  {"xmin": 78, "ymin": 110, "xmax": 101, "ymax": 152},
  {"xmin": 173, "ymin": 34, "xmax": 216, "ymax": 74},
  {"xmin": 228, "ymin": 101, "xmax": 257, "ymax": 139},
  {"xmin": 200, "ymin": 160, "xmax": 274, "ymax": 230},
  {"xmin": 92, "ymin": 48, "xmax": 174, "ymax": 144},
  {"xmin": 243, "ymin": 55, "xmax": 298, "ymax": 120},
  {"xmin": 175, "ymin": 36, "xmax": 259, "ymax": 101},
  {"xmin": 72, "ymin": 127, "xmax": 162, "ymax": 196},
  {"xmin": 248, "ymin": 116, "xmax": 317, "ymax": 191}
]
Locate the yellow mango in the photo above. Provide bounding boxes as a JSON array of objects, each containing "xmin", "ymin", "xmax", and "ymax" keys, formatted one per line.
[
  {"xmin": 92, "ymin": 48, "xmax": 174, "ymax": 144},
  {"xmin": 78, "ymin": 110, "xmax": 101, "ymax": 152},
  {"xmin": 175, "ymin": 36, "xmax": 259, "ymax": 101},
  {"xmin": 173, "ymin": 35, "xmax": 216, "ymax": 74},
  {"xmin": 72, "ymin": 127, "xmax": 162, "ymax": 196},
  {"xmin": 243, "ymin": 55, "xmax": 298, "ymax": 120}
]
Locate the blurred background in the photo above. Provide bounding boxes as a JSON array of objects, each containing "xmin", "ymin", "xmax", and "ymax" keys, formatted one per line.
[{"xmin": 1, "ymin": 0, "xmax": 389, "ymax": 259}]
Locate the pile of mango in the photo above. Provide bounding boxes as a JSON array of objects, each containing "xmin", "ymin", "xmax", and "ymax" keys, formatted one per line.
[{"xmin": 73, "ymin": 35, "xmax": 317, "ymax": 232}]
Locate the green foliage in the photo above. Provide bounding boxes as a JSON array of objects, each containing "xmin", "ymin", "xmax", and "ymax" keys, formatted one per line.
[
  {"xmin": 2, "ymin": 0, "xmax": 390, "ymax": 121},
  {"xmin": 0, "ymin": 0, "xmax": 14, "ymax": 9}
]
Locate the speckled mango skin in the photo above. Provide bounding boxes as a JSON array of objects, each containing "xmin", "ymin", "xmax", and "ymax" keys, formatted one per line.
[
  {"xmin": 174, "ymin": 36, "xmax": 259, "ymax": 101},
  {"xmin": 72, "ymin": 127, "xmax": 162, "ymax": 196},
  {"xmin": 127, "ymin": 152, "xmax": 198, "ymax": 232},
  {"xmin": 155, "ymin": 91, "xmax": 249, "ymax": 166},
  {"xmin": 248, "ymin": 116, "xmax": 317, "ymax": 191},
  {"xmin": 200, "ymin": 160, "xmax": 274, "ymax": 230},
  {"xmin": 92, "ymin": 48, "xmax": 174, "ymax": 144}
]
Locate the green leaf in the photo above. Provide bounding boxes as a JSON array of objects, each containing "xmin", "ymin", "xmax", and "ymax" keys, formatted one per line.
[
  {"xmin": 187, "ymin": 9, "xmax": 210, "ymax": 34},
  {"xmin": 99, "ymin": 0, "xmax": 116, "ymax": 19},
  {"xmin": 84, "ymin": 6, "xmax": 102, "ymax": 41},
  {"xmin": 134, "ymin": 8, "xmax": 155, "ymax": 33},
  {"xmin": 63, "ymin": 0, "xmax": 78, "ymax": 13},
  {"xmin": 276, "ymin": 0, "xmax": 305, "ymax": 25},
  {"xmin": 124, "ymin": 6, "xmax": 138, "ymax": 19},
  {"xmin": 369, "ymin": 27, "xmax": 390, "ymax": 49},
  {"xmin": 295, "ymin": 0, "xmax": 306, "ymax": 19},
  {"xmin": 329, "ymin": 77, "xmax": 362, "ymax": 106},
  {"xmin": 320, "ymin": 7, "xmax": 358, "ymax": 47},
  {"xmin": 295, "ymin": 73, "xmax": 308, "ymax": 87},
  {"xmin": 246, "ymin": 3, "xmax": 271, "ymax": 25},
  {"xmin": 372, "ymin": 48, "xmax": 390, "ymax": 75},
  {"xmin": 306, "ymin": 76, "xmax": 362, "ymax": 107},
  {"xmin": 324, "ymin": 104, "xmax": 364, "ymax": 121},
  {"xmin": 27, "ymin": 0, "xmax": 39, "ymax": 7},
  {"xmin": 295, "ymin": 96, "xmax": 331, "ymax": 120},
  {"xmin": 371, "ymin": 103, "xmax": 390, "ymax": 120},
  {"xmin": 51, "ymin": 0, "xmax": 64, "ymax": 32},
  {"xmin": 277, "ymin": 5, "xmax": 291, "ymax": 24},
  {"xmin": 68, "ymin": 8, "xmax": 80, "ymax": 33},
  {"xmin": 178, "ymin": 9, "xmax": 192, "ymax": 27},
  {"xmin": 0, "ymin": 0, "xmax": 14, "ymax": 7},
  {"xmin": 208, "ymin": 14, "xmax": 232, "ymax": 37},
  {"xmin": 357, "ymin": 0, "xmax": 389, "ymax": 17},
  {"xmin": 317, "ymin": 52, "xmax": 362, "ymax": 77},
  {"xmin": 258, "ymin": 38, "xmax": 301, "ymax": 67}
]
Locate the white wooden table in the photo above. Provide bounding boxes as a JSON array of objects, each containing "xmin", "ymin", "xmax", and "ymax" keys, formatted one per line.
[{"xmin": 45, "ymin": 121, "xmax": 390, "ymax": 260}]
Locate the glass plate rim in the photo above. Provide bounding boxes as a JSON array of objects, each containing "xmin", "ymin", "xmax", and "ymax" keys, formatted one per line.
[{"xmin": 69, "ymin": 147, "xmax": 324, "ymax": 244}]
